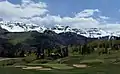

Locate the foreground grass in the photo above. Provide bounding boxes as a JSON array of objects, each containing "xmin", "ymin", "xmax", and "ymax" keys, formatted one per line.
[
  {"xmin": 1, "ymin": 63, "xmax": 120, "ymax": 74},
  {"xmin": 1, "ymin": 50, "xmax": 120, "ymax": 74}
]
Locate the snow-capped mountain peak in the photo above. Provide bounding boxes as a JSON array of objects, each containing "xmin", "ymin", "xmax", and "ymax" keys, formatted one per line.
[
  {"xmin": 51, "ymin": 24, "xmax": 72, "ymax": 33},
  {"xmin": 0, "ymin": 21, "xmax": 119, "ymax": 38},
  {"xmin": 0, "ymin": 21, "xmax": 47, "ymax": 33}
]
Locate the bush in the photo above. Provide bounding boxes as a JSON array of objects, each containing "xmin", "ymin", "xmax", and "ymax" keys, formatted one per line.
[{"xmin": 0, "ymin": 61, "xmax": 6, "ymax": 66}]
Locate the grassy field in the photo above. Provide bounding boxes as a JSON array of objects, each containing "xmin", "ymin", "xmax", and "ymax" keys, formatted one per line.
[
  {"xmin": 1, "ymin": 50, "xmax": 120, "ymax": 74},
  {"xmin": 1, "ymin": 64, "xmax": 120, "ymax": 74}
]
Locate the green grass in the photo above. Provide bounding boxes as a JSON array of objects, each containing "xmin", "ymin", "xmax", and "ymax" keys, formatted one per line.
[
  {"xmin": 0, "ymin": 59, "xmax": 25, "ymax": 66},
  {"xmin": 1, "ymin": 51, "xmax": 120, "ymax": 74},
  {"xmin": 1, "ymin": 63, "xmax": 120, "ymax": 74},
  {"xmin": 80, "ymin": 59, "xmax": 104, "ymax": 66}
]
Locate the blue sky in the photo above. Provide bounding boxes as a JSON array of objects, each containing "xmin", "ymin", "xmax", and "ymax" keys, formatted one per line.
[
  {"xmin": 7, "ymin": 0, "xmax": 120, "ymax": 19},
  {"xmin": 1, "ymin": 0, "xmax": 120, "ymax": 31}
]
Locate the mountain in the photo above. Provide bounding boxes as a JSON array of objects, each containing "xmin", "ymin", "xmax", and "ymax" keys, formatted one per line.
[
  {"xmin": 0, "ymin": 21, "xmax": 119, "ymax": 57},
  {"xmin": 0, "ymin": 21, "xmax": 119, "ymax": 38},
  {"xmin": 0, "ymin": 21, "xmax": 47, "ymax": 33}
]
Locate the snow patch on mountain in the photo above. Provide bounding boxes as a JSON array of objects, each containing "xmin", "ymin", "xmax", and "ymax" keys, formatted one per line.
[
  {"xmin": 0, "ymin": 21, "xmax": 120, "ymax": 38},
  {"xmin": 0, "ymin": 21, "xmax": 47, "ymax": 33}
]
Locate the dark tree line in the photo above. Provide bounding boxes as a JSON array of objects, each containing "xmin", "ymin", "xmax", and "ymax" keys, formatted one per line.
[{"xmin": 0, "ymin": 31, "xmax": 120, "ymax": 59}]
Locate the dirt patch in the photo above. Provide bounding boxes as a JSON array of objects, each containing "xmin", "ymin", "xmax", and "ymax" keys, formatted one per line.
[
  {"xmin": 52, "ymin": 66, "xmax": 74, "ymax": 69},
  {"xmin": 39, "ymin": 64, "xmax": 74, "ymax": 70},
  {"xmin": 73, "ymin": 64, "xmax": 88, "ymax": 68},
  {"xmin": 22, "ymin": 66, "xmax": 52, "ymax": 70},
  {"xmin": 14, "ymin": 65, "xmax": 27, "ymax": 68},
  {"xmin": 37, "ymin": 68, "xmax": 52, "ymax": 70},
  {"xmin": 22, "ymin": 67, "xmax": 43, "ymax": 69}
]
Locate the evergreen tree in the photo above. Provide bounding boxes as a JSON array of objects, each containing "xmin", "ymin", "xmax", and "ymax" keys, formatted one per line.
[{"xmin": 20, "ymin": 50, "xmax": 25, "ymax": 57}]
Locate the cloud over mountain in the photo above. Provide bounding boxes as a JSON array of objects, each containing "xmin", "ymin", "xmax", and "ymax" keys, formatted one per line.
[{"xmin": 0, "ymin": 0, "xmax": 120, "ymax": 32}]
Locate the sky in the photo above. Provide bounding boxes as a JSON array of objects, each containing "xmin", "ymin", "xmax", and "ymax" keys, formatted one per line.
[{"xmin": 0, "ymin": 0, "xmax": 120, "ymax": 31}]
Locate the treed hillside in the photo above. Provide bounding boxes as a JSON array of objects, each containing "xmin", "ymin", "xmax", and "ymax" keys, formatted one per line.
[
  {"xmin": 0, "ymin": 29, "xmax": 91, "ymax": 57},
  {"xmin": 0, "ymin": 27, "xmax": 120, "ymax": 58}
]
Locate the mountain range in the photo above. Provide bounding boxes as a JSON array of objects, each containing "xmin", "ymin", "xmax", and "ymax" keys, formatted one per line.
[
  {"xmin": 0, "ymin": 21, "xmax": 120, "ymax": 38},
  {"xmin": 0, "ymin": 20, "xmax": 119, "ymax": 57}
]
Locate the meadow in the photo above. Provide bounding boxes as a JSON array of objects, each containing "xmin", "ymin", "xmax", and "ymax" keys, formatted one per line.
[{"xmin": 1, "ymin": 50, "xmax": 120, "ymax": 74}]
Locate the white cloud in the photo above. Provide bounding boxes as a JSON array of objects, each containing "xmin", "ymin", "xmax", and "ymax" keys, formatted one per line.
[
  {"xmin": 21, "ymin": 0, "xmax": 47, "ymax": 8},
  {"xmin": 75, "ymin": 9, "xmax": 100, "ymax": 18},
  {"xmin": 99, "ymin": 16, "xmax": 109, "ymax": 19},
  {"xmin": 26, "ymin": 14, "xmax": 100, "ymax": 28},
  {"xmin": 0, "ymin": 0, "xmax": 120, "ymax": 32},
  {"xmin": 0, "ymin": 0, "xmax": 48, "ymax": 20},
  {"xmin": 100, "ymin": 23, "xmax": 120, "ymax": 32}
]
